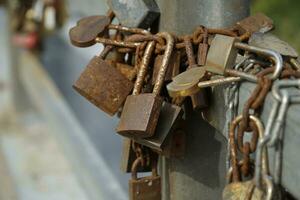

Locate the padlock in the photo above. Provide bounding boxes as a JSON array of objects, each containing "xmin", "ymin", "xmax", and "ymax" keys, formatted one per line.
[
  {"xmin": 197, "ymin": 27, "xmax": 209, "ymax": 66},
  {"xmin": 73, "ymin": 55, "xmax": 133, "ymax": 116},
  {"xmin": 249, "ymin": 32, "xmax": 298, "ymax": 58},
  {"xmin": 205, "ymin": 34, "xmax": 239, "ymax": 75},
  {"xmin": 167, "ymin": 67, "xmax": 206, "ymax": 98},
  {"xmin": 235, "ymin": 13, "xmax": 274, "ymax": 35},
  {"xmin": 117, "ymin": 32, "xmax": 175, "ymax": 138},
  {"xmin": 107, "ymin": 0, "xmax": 160, "ymax": 28},
  {"xmin": 151, "ymin": 50, "xmax": 181, "ymax": 84},
  {"xmin": 69, "ymin": 15, "xmax": 111, "ymax": 47},
  {"xmin": 120, "ymin": 139, "xmax": 152, "ymax": 173},
  {"xmin": 129, "ymin": 157, "xmax": 161, "ymax": 200},
  {"xmin": 222, "ymin": 180, "xmax": 264, "ymax": 200},
  {"xmin": 132, "ymin": 102, "xmax": 183, "ymax": 152}
]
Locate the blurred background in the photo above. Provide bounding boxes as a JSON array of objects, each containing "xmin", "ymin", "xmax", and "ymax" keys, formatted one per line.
[{"xmin": 0, "ymin": 0, "xmax": 298, "ymax": 200}]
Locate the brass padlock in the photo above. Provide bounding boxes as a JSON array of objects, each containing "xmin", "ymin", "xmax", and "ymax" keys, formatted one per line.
[
  {"xmin": 205, "ymin": 34, "xmax": 239, "ymax": 75},
  {"xmin": 223, "ymin": 180, "xmax": 264, "ymax": 200},
  {"xmin": 117, "ymin": 32, "xmax": 175, "ymax": 138},
  {"xmin": 73, "ymin": 55, "xmax": 133, "ymax": 116},
  {"xmin": 129, "ymin": 157, "xmax": 161, "ymax": 200}
]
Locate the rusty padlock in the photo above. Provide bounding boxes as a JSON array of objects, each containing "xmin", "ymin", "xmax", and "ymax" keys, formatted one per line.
[
  {"xmin": 120, "ymin": 139, "xmax": 152, "ymax": 173},
  {"xmin": 132, "ymin": 102, "xmax": 183, "ymax": 153},
  {"xmin": 117, "ymin": 32, "xmax": 175, "ymax": 138},
  {"xmin": 69, "ymin": 15, "xmax": 110, "ymax": 47},
  {"xmin": 73, "ymin": 54, "xmax": 133, "ymax": 116},
  {"xmin": 129, "ymin": 157, "xmax": 161, "ymax": 200},
  {"xmin": 235, "ymin": 13, "xmax": 274, "ymax": 35},
  {"xmin": 197, "ymin": 27, "xmax": 209, "ymax": 66}
]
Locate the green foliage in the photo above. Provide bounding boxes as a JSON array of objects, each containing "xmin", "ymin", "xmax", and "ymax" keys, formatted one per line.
[{"xmin": 252, "ymin": 0, "xmax": 300, "ymax": 52}]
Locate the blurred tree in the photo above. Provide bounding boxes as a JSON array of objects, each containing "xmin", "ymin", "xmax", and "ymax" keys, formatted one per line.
[{"xmin": 252, "ymin": 0, "xmax": 300, "ymax": 52}]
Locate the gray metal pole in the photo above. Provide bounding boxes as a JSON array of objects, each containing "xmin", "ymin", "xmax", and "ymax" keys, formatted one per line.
[{"xmin": 155, "ymin": 0, "xmax": 250, "ymax": 199}]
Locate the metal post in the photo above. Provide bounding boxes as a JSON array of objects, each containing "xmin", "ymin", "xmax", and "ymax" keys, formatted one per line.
[{"xmin": 155, "ymin": 0, "xmax": 250, "ymax": 199}]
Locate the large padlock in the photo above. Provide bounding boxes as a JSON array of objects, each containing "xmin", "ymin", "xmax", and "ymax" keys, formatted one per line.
[
  {"xmin": 117, "ymin": 32, "xmax": 175, "ymax": 138},
  {"xmin": 205, "ymin": 34, "xmax": 282, "ymax": 81},
  {"xmin": 129, "ymin": 157, "xmax": 161, "ymax": 200},
  {"xmin": 73, "ymin": 55, "xmax": 133, "ymax": 116},
  {"xmin": 107, "ymin": 0, "xmax": 160, "ymax": 28},
  {"xmin": 205, "ymin": 34, "xmax": 239, "ymax": 75}
]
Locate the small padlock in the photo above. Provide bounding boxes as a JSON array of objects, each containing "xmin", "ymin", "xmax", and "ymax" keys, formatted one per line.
[
  {"xmin": 69, "ymin": 15, "xmax": 110, "ymax": 47},
  {"xmin": 129, "ymin": 157, "xmax": 161, "ymax": 200},
  {"xmin": 151, "ymin": 50, "xmax": 181, "ymax": 84},
  {"xmin": 235, "ymin": 13, "xmax": 274, "ymax": 35},
  {"xmin": 120, "ymin": 139, "xmax": 152, "ymax": 173},
  {"xmin": 197, "ymin": 27, "xmax": 209, "ymax": 66},
  {"xmin": 73, "ymin": 55, "xmax": 133, "ymax": 116},
  {"xmin": 117, "ymin": 33, "xmax": 175, "ymax": 138}
]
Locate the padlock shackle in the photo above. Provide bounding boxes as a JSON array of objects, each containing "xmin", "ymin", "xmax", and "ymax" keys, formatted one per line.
[
  {"xmin": 153, "ymin": 32, "xmax": 175, "ymax": 95},
  {"xmin": 132, "ymin": 41, "xmax": 156, "ymax": 95},
  {"xmin": 131, "ymin": 157, "xmax": 158, "ymax": 180},
  {"xmin": 108, "ymin": 24, "xmax": 151, "ymax": 35},
  {"xmin": 234, "ymin": 42, "xmax": 283, "ymax": 80}
]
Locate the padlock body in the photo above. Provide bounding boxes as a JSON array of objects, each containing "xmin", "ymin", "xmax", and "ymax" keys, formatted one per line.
[
  {"xmin": 205, "ymin": 35, "xmax": 238, "ymax": 75},
  {"xmin": 73, "ymin": 56, "xmax": 133, "ymax": 116},
  {"xmin": 133, "ymin": 102, "xmax": 183, "ymax": 151},
  {"xmin": 222, "ymin": 181, "xmax": 264, "ymax": 200},
  {"xmin": 236, "ymin": 13, "xmax": 274, "ymax": 34},
  {"xmin": 117, "ymin": 93, "xmax": 163, "ymax": 138},
  {"xmin": 129, "ymin": 176, "xmax": 161, "ymax": 200}
]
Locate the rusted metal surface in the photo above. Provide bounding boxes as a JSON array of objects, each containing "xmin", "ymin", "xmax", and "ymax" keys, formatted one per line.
[
  {"xmin": 235, "ymin": 13, "xmax": 274, "ymax": 34},
  {"xmin": 107, "ymin": 0, "xmax": 160, "ymax": 28},
  {"xmin": 197, "ymin": 27, "xmax": 208, "ymax": 66},
  {"xmin": 73, "ymin": 56, "xmax": 133, "ymax": 116},
  {"xmin": 129, "ymin": 157, "xmax": 161, "ymax": 200},
  {"xmin": 69, "ymin": 15, "xmax": 110, "ymax": 47},
  {"xmin": 156, "ymin": 0, "xmax": 250, "ymax": 199},
  {"xmin": 117, "ymin": 33, "xmax": 174, "ymax": 138},
  {"xmin": 132, "ymin": 102, "xmax": 183, "ymax": 152},
  {"xmin": 117, "ymin": 93, "xmax": 163, "ymax": 138}
]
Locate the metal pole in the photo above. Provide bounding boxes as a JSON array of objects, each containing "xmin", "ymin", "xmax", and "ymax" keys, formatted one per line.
[{"xmin": 155, "ymin": 0, "xmax": 250, "ymax": 199}]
